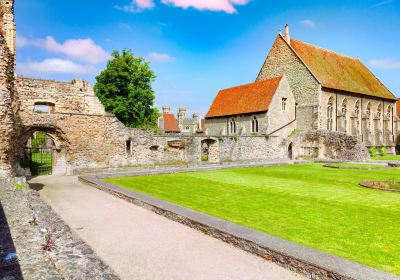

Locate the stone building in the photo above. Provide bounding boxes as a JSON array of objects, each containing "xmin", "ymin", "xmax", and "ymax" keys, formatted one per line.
[
  {"xmin": 205, "ymin": 76, "xmax": 296, "ymax": 138},
  {"xmin": 256, "ymin": 25, "xmax": 399, "ymax": 153},
  {"xmin": 158, "ymin": 106, "xmax": 201, "ymax": 134},
  {"xmin": 177, "ymin": 107, "xmax": 201, "ymax": 134}
]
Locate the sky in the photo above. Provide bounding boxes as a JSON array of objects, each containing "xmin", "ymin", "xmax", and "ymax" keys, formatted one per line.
[{"xmin": 15, "ymin": 0, "xmax": 400, "ymax": 116}]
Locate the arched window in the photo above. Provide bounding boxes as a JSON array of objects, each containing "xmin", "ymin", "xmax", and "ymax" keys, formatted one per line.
[
  {"xmin": 377, "ymin": 104, "xmax": 382, "ymax": 119},
  {"xmin": 228, "ymin": 118, "xmax": 236, "ymax": 134},
  {"xmin": 327, "ymin": 97, "xmax": 334, "ymax": 131},
  {"xmin": 366, "ymin": 102, "xmax": 372, "ymax": 133},
  {"xmin": 251, "ymin": 116, "xmax": 259, "ymax": 133},
  {"xmin": 387, "ymin": 105, "xmax": 392, "ymax": 119},
  {"xmin": 342, "ymin": 99, "xmax": 348, "ymax": 132},
  {"xmin": 354, "ymin": 100, "xmax": 361, "ymax": 134}
]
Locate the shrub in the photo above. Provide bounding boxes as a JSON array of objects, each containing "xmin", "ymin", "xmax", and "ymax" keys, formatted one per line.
[
  {"xmin": 380, "ymin": 146, "xmax": 387, "ymax": 157},
  {"xmin": 368, "ymin": 146, "xmax": 377, "ymax": 157}
]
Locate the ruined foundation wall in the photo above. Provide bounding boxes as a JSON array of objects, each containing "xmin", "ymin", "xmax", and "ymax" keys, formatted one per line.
[{"xmin": 290, "ymin": 130, "xmax": 370, "ymax": 161}]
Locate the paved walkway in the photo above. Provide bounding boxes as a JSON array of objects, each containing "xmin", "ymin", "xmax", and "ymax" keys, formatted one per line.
[{"xmin": 29, "ymin": 175, "xmax": 306, "ymax": 280}]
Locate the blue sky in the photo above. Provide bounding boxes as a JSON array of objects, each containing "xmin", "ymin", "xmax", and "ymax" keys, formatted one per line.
[{"xmin": 15, "ymin": 0, "xmax": 400, "ymax": 116}]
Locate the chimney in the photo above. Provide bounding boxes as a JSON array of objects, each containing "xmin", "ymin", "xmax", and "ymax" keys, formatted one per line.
[
  {"xmin": 284, "ymin": 24, "xmax": 290, "ymax": 45},
  {"xmin": 162, "ymin": 106, "xmax": 170, "ymax": 114}
]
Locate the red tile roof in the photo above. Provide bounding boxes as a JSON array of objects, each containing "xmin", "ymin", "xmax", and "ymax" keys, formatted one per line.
[
  {"xmin": 206, "ymin": 76, "xmax": 282, "ymax": 118},
  {"xmin": 290, "ymin": 38, "xmax": 396, "ymax": 100},
  {"xmin": 162, "ymin": 113, "xmax": 180, "ymax": 132},
  {"xmin": 396, "ymin": 100, "xmax": 400, "ymax": 118}
]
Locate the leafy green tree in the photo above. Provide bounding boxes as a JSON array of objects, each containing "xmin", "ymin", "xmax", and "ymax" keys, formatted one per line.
[{"xmin": 94, "ymin": 49, "xmax": 159, "ymax": 128}]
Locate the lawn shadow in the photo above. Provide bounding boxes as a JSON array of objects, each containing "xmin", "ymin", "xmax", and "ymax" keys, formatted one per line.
[{"xmin": 0, "ymin": 201, "xmax": 23, "ymax": 279}]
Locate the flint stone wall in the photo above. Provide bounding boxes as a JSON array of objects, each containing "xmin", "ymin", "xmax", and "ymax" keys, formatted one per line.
[{"xmin": 289, "ymin": 130, "xmax": 370, "ymax": 161}]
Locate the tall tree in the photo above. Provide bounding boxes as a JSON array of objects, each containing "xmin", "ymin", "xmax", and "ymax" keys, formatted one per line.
[{"xmin": 94, "ymin": 49, "xmax": 159, "ymax": 128}]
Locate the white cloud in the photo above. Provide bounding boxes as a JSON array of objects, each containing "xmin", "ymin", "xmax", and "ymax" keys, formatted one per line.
[
  {"xmin": 17, "ymin": 58, "xmax": 97, "ymax": 75},
  {"xmin": 114, "ymin": 0, "xmax": 155, "ymax": 12},
  {"xmin": 148, "ymin": 52, "xmax": 175, "ymax": 62},
  {"xmin": 300, "ymin": 19, "xmax": 315, "ymax": 27},
  {"xmin": 15, "ymin": 35, "xmax": 109, "ymax": 64},
  {"xmin": 371, "ymin": 0, "xmax": 394, "ymax": 8},
  {"xmin": 16, "ymin": 34, "xmax": 29, "ymax": 48},
  {"xmin": 369, "ymin": 59, "xmax": 400, "ymax": 69},
  {"xmin": 115, "ymin": 0, "xmax": 250, "ymax": 14},
  {"xmin": 161, "ymin": 0, "xmax": 250, "ymax": 13},
  {"xmin": 34, "ymin": 37, "xmax": 109, "ymax": 64}
]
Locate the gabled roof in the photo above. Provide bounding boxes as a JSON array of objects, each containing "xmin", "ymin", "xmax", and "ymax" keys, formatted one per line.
[
  {"xmin": 162, "ymin": 113, "xmax": 180, "ymax": 132},
  {"xmin": 289, "ymin": 38, "xmax": 396, "ymax": 100},
  {"xmin": 206, "ymin": 76, "xmax": 282, "ymax": 118}
]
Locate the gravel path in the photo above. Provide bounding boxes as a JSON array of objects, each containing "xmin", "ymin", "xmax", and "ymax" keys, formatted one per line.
[{"xmin": 30, "ymin": 175, "xmax": 307, "ymax": 280}]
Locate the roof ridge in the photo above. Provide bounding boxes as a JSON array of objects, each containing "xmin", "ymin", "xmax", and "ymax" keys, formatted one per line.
[
  {"xmin": 291, "ymin": 38, "xmax": 358, "ymax": 61},
  {"xmin": 220, "ymin": 76, "xmax": 282, "ymax": 92}
]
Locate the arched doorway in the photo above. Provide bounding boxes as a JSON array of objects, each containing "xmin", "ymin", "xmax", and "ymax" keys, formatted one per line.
[
  {"xmin": 288, "ymin": 143, "xmax": 293, "ymax": 160},
  {"xmin": 21, "ymin": 132, "xmax": 55, "ymax": 176},
  {"xmin": 18, "ymin": 126, "xmax": 69, "ymax": 176},
  {"xmin": 200, "ymin": 139, "xmax": 219, "ymax": 163}
]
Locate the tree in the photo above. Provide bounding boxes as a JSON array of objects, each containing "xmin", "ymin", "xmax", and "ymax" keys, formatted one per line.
[{"xmin": 94, "ymin": 49, "xmax": 159, "ymax": 128}]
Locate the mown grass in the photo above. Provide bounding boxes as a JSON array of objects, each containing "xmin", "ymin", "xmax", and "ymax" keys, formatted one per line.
[
  {"xmin": 373, "ymin": 155, "xmax": 400, "ymax": 161},
  {"xmin": 324, "ymin": 162, "xmax": 386, "ymax": 170},
  {"xmin": 105, "ymin": 164, "xmax": 400, "ymax": 275}
]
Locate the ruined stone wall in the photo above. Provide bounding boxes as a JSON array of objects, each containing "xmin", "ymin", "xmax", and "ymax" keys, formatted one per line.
[
  {"xmin": 289, "ymin": 130, "xmax": 370, "ymax": 161},
  {"xmin": 17, "ymin": 77, "xmax": 106, "ymax": 115},
  {"xmin": 256, "ymin": 35, "xmax": 321, "ymax": 130},
  {"xmin": 0, "ymin": 0, "xmax": 17, "ymax": 177},
  {"xmin": 218, "ymin": 136, "xmax": 285, "ymax": 162}
]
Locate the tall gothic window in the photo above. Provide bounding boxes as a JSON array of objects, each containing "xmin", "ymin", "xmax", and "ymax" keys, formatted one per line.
[
  {"xmin": 228, "ymin": 118, "xmax": 236, "ymax": 134},
  {"xmin": 387, "ymin": 105, "xmax": 393, "ymax": 133},
  {"xmin": 251, "ymin": 116, "xmax": 259, "ymax": 133},
  {"xmin": 327, "ymin": 97, "xmax": 334, "ymax": 131},
  {"xmin": 387, "ymin": 105, "xmax": 392, "ymax": 119},
  {"xmin": 377, "ymin": 104, "xmax": 382, "ymax": 131},
  {"xmin": 354, "ymin": 100, "xmax": 360, "ymax": 134},
  {"xmin": 366, "ymin": 103, "xmax": 372, "ymax": 133},
  {"xmin": 342, "ymin": 99, "xmax": 348, "ymax": 132},
  {"xmin": 377, "ymin": 104, "xmax": 382, "ymax": 119}
]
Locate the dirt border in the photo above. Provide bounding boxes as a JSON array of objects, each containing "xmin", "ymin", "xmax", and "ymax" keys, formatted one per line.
[{"xmin": 359, "ymin": 181, "xmax": 400, "ymax": 193}]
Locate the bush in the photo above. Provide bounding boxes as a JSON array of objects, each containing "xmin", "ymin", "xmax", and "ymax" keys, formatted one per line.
[
  {"xmin": 368, "ymin": 147, "xmax": 377, "ymax": 157},
  {"xmin": 380, "ymin": 146, "xmax": 387, "ymax": 157}
]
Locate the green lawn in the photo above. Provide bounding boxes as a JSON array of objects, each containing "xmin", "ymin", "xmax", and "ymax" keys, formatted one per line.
[
  {"xmin": 105, "ymin": 164, "xmax": 400, "ymax": 275},
  {"xmin": 324, "ymin": 162, "xmax": 386, "ymax": 169},
  {"xmin": 373, "ymin": 155, "xmax": 400, "ymax": 161}
]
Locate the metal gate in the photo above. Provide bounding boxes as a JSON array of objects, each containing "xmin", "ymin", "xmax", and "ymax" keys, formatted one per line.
[{"xmin": 22, "ymin": 132, "xmax": 53, "ymax": 176}]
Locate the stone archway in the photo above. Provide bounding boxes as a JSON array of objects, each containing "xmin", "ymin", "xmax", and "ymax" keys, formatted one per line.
[
  {"xmin": 200, "ymin": 139, "xmax": 219, "ymax": 163},
  {"xmin": 17, "ymin": 125, "xmax": 69, "ymax": 176}
]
